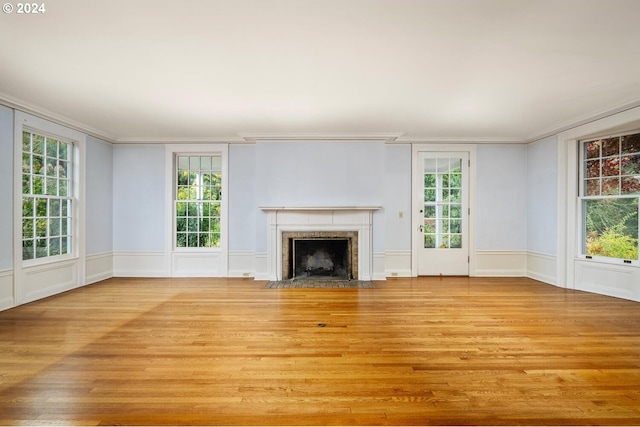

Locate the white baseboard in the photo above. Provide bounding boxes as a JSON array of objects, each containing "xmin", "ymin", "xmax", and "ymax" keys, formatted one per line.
[
  {"xmin": 475, "ymin": 250, "xmax": 527, "ymax": 277},
  {"xmin": 526, "ymin": 251, "xmax": 557, "ymax": 285},
  {"xmin": 253, "ymin": 252, "xmax": 270, "ymax": 281},
  {"xmin": 228, "ymin": 251, "xmax": 256, "ymax": 278},
  {"xmin": 372, "ymin": 252, "xmax": 386, "ymax": 280},
  {"xmin": 113, "ymin": 251, "xmax": 166, "ymax": 277},
  {"xmin": 86, "ymin": 252, "xmax": 113, "ymax": 284},
  {"xmin": 383, "ymin": 250, "xmax": 412, "ymax": 278},
  {"xmin": 0, "ymin": 269, "xmax": 14, "ymax": 311}
]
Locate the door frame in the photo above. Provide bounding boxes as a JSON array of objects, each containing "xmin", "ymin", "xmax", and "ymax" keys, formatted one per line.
[{"xmin": 411, "ymin": 144, "xmax": 477, "ymax": 277}]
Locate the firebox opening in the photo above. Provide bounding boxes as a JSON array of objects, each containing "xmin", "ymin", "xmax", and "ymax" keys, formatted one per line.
[{"xmin": 291, "ymin": 238, "xmax": 350, "ymax": 280}]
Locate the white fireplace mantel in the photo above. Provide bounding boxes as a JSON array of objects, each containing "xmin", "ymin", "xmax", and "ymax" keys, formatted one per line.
[
  {"xmin": 261, "ymin": 206, "xmax": 380, "ymax": 281},
  {"xmin": 260, "ymin": 206, "xmax": 381, "ymax": 211}
]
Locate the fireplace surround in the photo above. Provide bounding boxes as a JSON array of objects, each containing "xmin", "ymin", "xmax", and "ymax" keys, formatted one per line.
[
  {"xmin": 260, "ymin": 206, "xmax": 380, "ymax": 281},
  {"xmin": 282, "ymin": 230, "xmax": 357, "ymax": 280}
]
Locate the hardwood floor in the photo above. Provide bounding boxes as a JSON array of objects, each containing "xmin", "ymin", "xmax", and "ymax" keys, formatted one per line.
[{"xmin": 1, "ymin": 277, "xmax": 640, "ymax": 425}]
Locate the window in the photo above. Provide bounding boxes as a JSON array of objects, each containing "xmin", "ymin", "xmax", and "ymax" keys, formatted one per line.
[
  {"xmin": 581, "ymin": 132, "xmax": 640, "ymax": 262},
  {"xmin": 423, "ymin": 157, "xmax": 463, "ymax": 249},
  {"xmin": 175, "ymin": 155, "xmax": 222, "ymax": 248},
  {"xmin": 21, "ymin": 130, "xmax": 73, "ymax": 261}
]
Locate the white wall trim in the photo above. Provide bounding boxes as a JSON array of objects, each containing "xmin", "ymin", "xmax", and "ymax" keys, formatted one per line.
[
  {"xmin": 254, "ymin": 252, "xmax": 269, "ymax": 281},
  {"xmin": 171, "ymin": 251, "xmax": 226, "ymax": 277},
  {"xmin": 411, "ymin": 144, "xmax": 477, "ymax": 276},
  {"xmin": 85, "ymin": 252, "xmax": 113, "ymax": 284},
  {"xmin": 557, "ymin": 104, "xmax": 640, "ymax": 298},
  {"xmin": 0, "ymin": 94, "xmax": 117, "ymax": 143},
  {"xmin": 13, "ymin": 111, "xmax": 86, "ymax": 306},
  {"xmin": 228, "ymin": 250, "xmax": 256, "ymax": 278},
  {"xmin": 372, "ymin": 252, "xmax": 387, "ymax": 280},
  {"xmin": 475, "ymin": 250, "xmax": 527, "ymax": 277},
  {"xmin": 526, "ymin": 251, "xmax": 557, "ymax": 286},
  {"xmin": 0, "ymin": 268, "xmax": 14, "ymax": 311},
  {"xmin": 240, "ymin": 133, "xmax": 402, "ymax": 143},
  {"xmin": 574, "ymin": 260, "xmax": 640, "ymax": 302},
  {"xmin": 113, "ymin": 251, "xmax": 166, "ymax": 277},
  {"xmin": 22, "ymin": 259, "xmax": 79, "ymax": 304},
  {"xmin": 383, "ymin": 250, "xmax": 412, "ymax": 278}
]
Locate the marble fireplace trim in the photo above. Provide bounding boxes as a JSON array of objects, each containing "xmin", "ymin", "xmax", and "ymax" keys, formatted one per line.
[{"xmin": 260, "ymin": 207, "xmax": 380, "ymax": 281}]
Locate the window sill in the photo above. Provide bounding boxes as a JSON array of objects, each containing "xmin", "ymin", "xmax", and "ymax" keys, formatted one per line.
[
  {"xmin": 22, "ymin": 254, "xmax": 78, "ymax": 269},
  {"xmin": 577, "ymin": 256, "xmax": 639, "ymax": 268}
]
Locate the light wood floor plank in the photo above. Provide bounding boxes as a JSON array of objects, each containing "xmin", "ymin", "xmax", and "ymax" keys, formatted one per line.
[{"xmin": 1, "ymin": 277, "xmax": 640, "ymax": 425}]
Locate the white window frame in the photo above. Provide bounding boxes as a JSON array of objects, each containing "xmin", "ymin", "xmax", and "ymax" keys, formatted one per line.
[
  {"xmin": 20, "ymin": 127, "xmax": 75, "ymax": 264},
  {"xmin": 578, "ymin": 132, "xmax": 640, "ymax": 266},
  {"xmin": 173, "ymin": 154, "xmax": 223, "ymax": 250},
  {"xmin": 164, "ymin": 144, "xmax": 228, "ymax": 277},
  {"xmin": 13, "ymin": 111, "xmax": 86, "ymax": 305}
]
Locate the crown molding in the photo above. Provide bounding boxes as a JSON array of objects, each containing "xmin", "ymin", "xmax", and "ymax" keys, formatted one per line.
[
  {"xmin": 525, "ymin": 98, "xmax": 640, "ymax": 143},
  {"xmin": 395, "ymin": 136, "xmax": 525, "ymax": 144},
  {"xmin": 114, "ymin": 136, "xmax": 247, "ymax": 144},
  {"xmin": 238, "ymin": 132, "xmax": 403, "ymax": 143},
  {"xmin": 0, "ymin": 92, "xmax": 118, "ymax": 143},
  {"xmin": 4, "ymin": 90, "xmax": 639, "ymax": 146}
]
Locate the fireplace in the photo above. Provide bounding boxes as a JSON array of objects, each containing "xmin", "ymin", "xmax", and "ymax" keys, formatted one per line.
[
  {"xmin": 282, "ymin": 231, "xmax": 358, "ymax": 280},
  {"xmin": 260, "ymin": 206, "xmax": 379, "ymax": 281}
]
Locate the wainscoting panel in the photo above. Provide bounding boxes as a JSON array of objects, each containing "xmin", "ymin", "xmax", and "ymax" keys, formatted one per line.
[
  {"xmin": 23, "ymin": 259, "xmax": 78, "ymax": 304},
  {"xmin": 527, "ymin": 251, "xmax": 557, "ymax": 285},
  {"xmin": 475, "ymin": 251, "xmax": 527, "ymax": 277},
  {"xmin": 574, "ymin": 260, "xmax": 640, "ymax": 302},
  {"xmin": 86, "ymin": 252, "xmax": 113, "ymax": 285},
  {"xmin": 372, "ymin": 252, "xmax": 386, "ymax": 280},
  {"xmin": 383, "ymin": 250, "xmax": 412, "ymax": 278},
  {"xmin": 172, "ymin": 252, "xmax": 226, "ymax": 277},
  {"xmin": 228, "ymin": 251, "xmax": 256, "ymax": 278},
  {"xmin": 0, "ymin": 269, "xmax": 13, "ymax": 311},
  {"xmin": 113, "ymin": 252, "xmax": 167, "ymax": 277},
  {"xmin": 254, "ymin": 253, "xmax": 269, "ymax": 281}
]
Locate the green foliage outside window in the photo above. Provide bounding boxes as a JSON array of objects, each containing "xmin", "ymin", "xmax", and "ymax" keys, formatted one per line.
[
  {"xmin": 175, "ymin": 156, "xmax": 222, "ymax": 248},
  {"xmin": 585, "ymin": 198, "xmax": 638, "ymax": 260},
  {"xmin": 21, "ymin": 131, "xmax": 72, "ymax": 261},
  {"xmin": 422, "ymin": 158, "xmax": 463, "ymax": 249},
  {"xmin": 583, "ymin": 132, "xmax": 640, "ymax": 261}
]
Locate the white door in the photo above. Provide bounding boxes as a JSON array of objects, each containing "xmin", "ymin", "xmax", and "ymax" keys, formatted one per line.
[{"xmin": 417, "ymin": 152, "xmax": 469, "ymax": 276}]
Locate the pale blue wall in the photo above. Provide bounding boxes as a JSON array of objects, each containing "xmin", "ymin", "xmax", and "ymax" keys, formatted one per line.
[
  {"xmin": 111, "ymin": 141, "xmax": 411, "ymax": 255},
  {"xmin": 0, "ymin": 105, "xmax": 13, "ymax": 270},
  {"xmin": 112, "ymin": 144, "xmax": 165, "ymax": 251},
  {"xmin": 253, "ymin": 140, "xmax": 388, "ymax": 252},
  {"xmin": 384, "ymin": 144, "xmax": 412, "ymax": 251},
  {"xmin": 527, "ymin": 136, "xmax": 558, "ymax": 255},
  {"xmin": 2, "ymin": 124, "xmax": 558, "ymax": 266},
  {"xmin": 0, "ymin": 105, "xmax": 562, "ymax": 279},
  {"xmin": 86, "ymin": 136, "xmax": 113, "ymax": 255},
  {"xmin": 475, "ymin": 144, "xmax": 528, "ymax": 250},
  {"xmin": 228, "ymin": 144, "xmax": 256, "ymax": 251},
  {"xmin": 254, "ymin": 141, "xmax": 385, "ymax": 207}
]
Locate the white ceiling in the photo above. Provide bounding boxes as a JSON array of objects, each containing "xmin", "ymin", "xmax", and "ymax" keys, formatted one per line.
[{"xmin": 1, "ymin": 0, "xmax": 640, "ymax": 143}]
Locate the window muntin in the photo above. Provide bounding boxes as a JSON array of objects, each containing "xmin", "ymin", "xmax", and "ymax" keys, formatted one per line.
[
  {"xmin": 175, "ymin": 155, "xmax": 222, "ymax": 248},
  {"xmin": 21, "ymin": 130, "xmax": 73, "ymax": 261},
  {"xmin": 423, "ymin": 157, "xmax": 463, "ymax": 249},
  {"xmin": 581, "ymin": 132, "xmax": 640, "ymax": 262}
]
